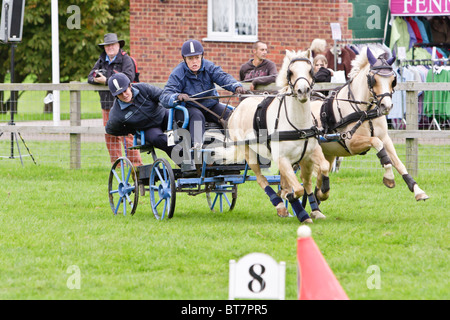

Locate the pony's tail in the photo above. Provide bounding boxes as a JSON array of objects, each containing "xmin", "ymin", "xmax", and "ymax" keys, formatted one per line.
[{"xmin": 212, "ymin": 144, "xmax": 246, "ymax": 165}]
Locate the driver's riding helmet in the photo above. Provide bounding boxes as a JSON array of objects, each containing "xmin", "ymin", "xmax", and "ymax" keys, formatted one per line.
[
  {"xmin": 108, "ymin": 73, "xmax": 130, "ymax": 96},
  {"xmin": 181, "ymin": 39, "xmax": 204, "ymax": 57}
]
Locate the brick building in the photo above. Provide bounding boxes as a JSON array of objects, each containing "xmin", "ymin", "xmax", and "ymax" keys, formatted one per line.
[{"xmin": 130, "ymin": 0, "xmax": 386, "ymax": 83}]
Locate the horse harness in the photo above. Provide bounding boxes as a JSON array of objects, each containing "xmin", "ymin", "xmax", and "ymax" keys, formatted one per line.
[
  {"xmin": 248, "ymin": 57, "xmax": 319, "ymax": 162},
  {"xmin": 314, "ymin": 57, "xmax": 397, "ymax": 154},
  {"xmin": 250, "ymin": 94, "xmax": 320, "ymax": 163},
  {"xmin": 286, "ymin": 57, "xmax": 315, "ymax": 91}
]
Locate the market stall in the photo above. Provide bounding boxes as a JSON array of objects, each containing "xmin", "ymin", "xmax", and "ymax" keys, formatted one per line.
[{"xmin": 388, "ymin": 0, "xmax": 449, "ymax": 129}]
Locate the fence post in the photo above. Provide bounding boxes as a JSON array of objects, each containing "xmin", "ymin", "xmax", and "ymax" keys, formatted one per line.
[
  {"xmin": 70, "ymin": 82, "xmax": 81, "ymax": 169},
  {"xmin": 405, "ymin": 81, "xmax": 418, "ymax": 177}
]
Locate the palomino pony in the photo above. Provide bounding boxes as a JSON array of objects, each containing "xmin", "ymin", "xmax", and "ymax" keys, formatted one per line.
[
  {"xmin": 310, "ymin": 47, "xmax": 428, "ymax": 202},
  {"xmin": 215, "ymin": 49, "xmax": 330, "ymax": 223}
]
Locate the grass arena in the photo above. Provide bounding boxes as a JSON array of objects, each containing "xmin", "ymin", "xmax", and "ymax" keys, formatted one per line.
[{"xmin": 1, "ymin": 143, "xmax": 448, "ymax": 300}]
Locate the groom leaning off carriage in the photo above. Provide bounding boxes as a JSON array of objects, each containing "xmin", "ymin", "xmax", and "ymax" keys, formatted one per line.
[{"xmin": 104, "ymin": 73, "xmax": 175, "ymax": 159}]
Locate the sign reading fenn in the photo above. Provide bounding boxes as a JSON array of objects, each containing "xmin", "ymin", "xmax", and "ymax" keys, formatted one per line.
[{"xmin": 390, "ymin": 0, "xmax": 450, "ymax": 16}]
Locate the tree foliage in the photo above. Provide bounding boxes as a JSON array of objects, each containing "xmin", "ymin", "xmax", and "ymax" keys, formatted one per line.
[{"xmin": 0, "ymin": 0, "xmax": 130, "ymax": 83}]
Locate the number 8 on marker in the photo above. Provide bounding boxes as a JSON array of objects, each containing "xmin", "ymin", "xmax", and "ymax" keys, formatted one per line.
[{"xmin": 248, "ymin": 264, "xmax": 266, "ymax": 293}]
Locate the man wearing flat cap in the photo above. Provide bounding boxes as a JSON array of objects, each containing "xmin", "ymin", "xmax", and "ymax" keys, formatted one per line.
[{"xmin": 88, "ymin": 33, "xmax": 141, "ymax": 166}]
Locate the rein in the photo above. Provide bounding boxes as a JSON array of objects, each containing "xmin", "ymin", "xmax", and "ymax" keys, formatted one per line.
[
  {"xmin": 187, "ymin": 99, "xmax": 229, "ymax": 129},
  {"xmin": 181, "ymin": 56, "xmax": 321, "ymax": 152},
  {"xmin": 182, "ymin": 92, "xmax": 289, "ymax": 130}
]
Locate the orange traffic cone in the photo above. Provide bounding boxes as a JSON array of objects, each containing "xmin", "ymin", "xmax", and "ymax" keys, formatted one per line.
[{"xmin": 297, "ymin": 226, "xmax": 349, "ymax": 300}]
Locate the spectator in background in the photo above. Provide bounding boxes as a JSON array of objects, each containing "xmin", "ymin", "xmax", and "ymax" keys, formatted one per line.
[
  {"xmin": 313, "ymin": 54, "xmax": 334, "ymax": 97},
  {"xmin": 313, "ymin": 55, "xmax": 334, "ymax": 82},
  {"xmin": 310, "ymin": 38, "xmax": 328, "ymax": 58},
  {"xmin": 239, "ymin": 41, "xmax": 278, "ymax": 91},
  {"xmin": 88, "ymin": 33, "xmax": 142, "ymax": 166}
]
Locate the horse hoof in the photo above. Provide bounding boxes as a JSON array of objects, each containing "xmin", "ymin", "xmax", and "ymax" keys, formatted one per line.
[
  {"xmin": 383, "ymin": 177, "xmax": 395, "ymax": 188},
  {"xmin": 311, "ymin": 210, "xmax": 326, "ymax": 220},
  {"xmin": 276, "ymin": 206, "xmax": 289, "ymax": 218},
  {"xmin": 316, "ymin": 192, "xmax": 329, "ymax": 202},
  {"xmin": 302, "ymin": 218, "xmax": 313, "ymax": 224},
  {"xmin": 415, "ymin": 193, "xmax": 429, "ymax": 201}
]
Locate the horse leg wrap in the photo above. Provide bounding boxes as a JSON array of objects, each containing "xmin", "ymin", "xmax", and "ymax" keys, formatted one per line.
[
  {"xmin": 286, "ymin": 192, "xmax": 296, "ymax": 203},
  {"xmin": 314, "ymin": 186, "xmax": 321, "ymax": 205},
  {"xmin": 307, "ymin": 193, "xmax": 320, "ymax": 211},
  {"xmin": 376, "ymin": 148, "xmax": 392, "ymax": 166},
  {"xmin": 265, "ymin": 186, "xmax": 283, "ymax": 207},
  {"xmin": 402, "ymin": 174, "xmax": 416, "ymax": 192},
  {"xmin": 321, "ymin": 175, "xmax": 330, "ymax": 194},
  {"xmin": 301, "ymin": 192, "xmax": 307, "ymax": 208},
  {"xmin": 287, "ymin": 193, "xmax": 310, "ymax": 223}
]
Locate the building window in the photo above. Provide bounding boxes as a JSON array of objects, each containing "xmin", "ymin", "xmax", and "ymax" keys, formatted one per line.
[{"xmin": 206, "ymin": 0, "xmax": 258, "ymax": 42}]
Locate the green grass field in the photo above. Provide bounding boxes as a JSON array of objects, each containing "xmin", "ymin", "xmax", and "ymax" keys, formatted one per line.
[{"xmin": 0, "ymin": 160, "xmax": 448, "ymax": 300}]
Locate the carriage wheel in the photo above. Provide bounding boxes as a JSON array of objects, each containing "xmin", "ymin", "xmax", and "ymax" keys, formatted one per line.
[
  {"xmin": 206, "ymin": 185, "xmax": 237, "ymax": 213},
  {"xmin": 149, "ymin": 158, "xmax": 176, "ymax": 220},
  {"xmin": 108, "ymin": 157, "xmax": 139, "ymax": 216}
]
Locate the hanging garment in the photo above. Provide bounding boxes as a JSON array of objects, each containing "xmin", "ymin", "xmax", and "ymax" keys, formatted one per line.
[
  {"xmin": 389, "ymin": 17, "xmax": 411, "ymax": 52},
  {"xmin": 407, "ymin": 47, "xmax": 431, "ymax": 60},
  {"xmin": 418, "ymin": 17, "xmax": 434, "ymax": 43},
  {"xmin": 390, "ymin": 67, "xmax": 417, "ymax": 121},
  {"xmin": 423, "ymin": 67, "xmax": 450, "ymax": 122},
  {"xmin": 406, "ymin": 17, "xmax": 423, "ymax": 44},
  {"xmin": 325, "ymin": 46, "xmax": 353, "ymax": 80},
  {"xmin": 429, "ymin": 17, "xmax": 450, "ymax": 43},
  {"xmin": 404, "ymin": 18, "xmax": 417, "ymax": 50}
]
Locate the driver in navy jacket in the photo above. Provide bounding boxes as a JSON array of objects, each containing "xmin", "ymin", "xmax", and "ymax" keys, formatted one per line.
[
  {"xmin": 105, "ymin": 73, "xmax": 173, "ymax": 157},
  {"xmin": 159, "ymin": 39, "xmax": 245, "ymax": 148}
]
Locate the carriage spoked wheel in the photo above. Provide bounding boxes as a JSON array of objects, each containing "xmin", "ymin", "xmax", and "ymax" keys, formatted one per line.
[
  {"xmin": 206, "ymin": 184, "xmax": 237, "ymax": 213},
  {"xmin": 108, "ymin": 157, "xmax": 139, "ymax": 216},
  {"xmin": 149, "ymin": 158, "xmax": 176, "ymax": 220}
]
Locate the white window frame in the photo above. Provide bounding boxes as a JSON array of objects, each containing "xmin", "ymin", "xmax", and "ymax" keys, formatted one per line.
[{"xmin": 204, "ymin": 0, "xmax": 258, "ymax": 43}]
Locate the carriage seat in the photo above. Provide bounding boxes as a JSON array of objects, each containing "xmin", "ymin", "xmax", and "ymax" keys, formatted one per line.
[
  {"xmin": 205, "ymin": 121, "xmax": 223, "ymax": 130},
  {"xmin": 129, "ymin": 130, "xmax": 155, "ymax": 153}
]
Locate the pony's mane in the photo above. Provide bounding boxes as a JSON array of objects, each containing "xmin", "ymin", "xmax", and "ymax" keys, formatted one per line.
[
  {"xmin": 348, "ymin": 46, "xmax": 387, "ymax": 80},
  {"xmin": 276, "ymin": 49, "xmax": 312, "ymax": 88}
]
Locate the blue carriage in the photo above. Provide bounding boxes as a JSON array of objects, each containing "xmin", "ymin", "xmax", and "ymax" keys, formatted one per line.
[{"xmin": 108, "ymin": 104, "xmax": 282, "ymax": 220}]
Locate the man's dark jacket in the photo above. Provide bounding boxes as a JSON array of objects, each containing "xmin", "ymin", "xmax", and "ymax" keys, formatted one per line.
[
  {"xmin": 105, "ymin": 83, "xmax": 165, "ymax": 136},
  {"xmin": 88, "ymin": 49, "xmax": 136, "ymax": 110}
]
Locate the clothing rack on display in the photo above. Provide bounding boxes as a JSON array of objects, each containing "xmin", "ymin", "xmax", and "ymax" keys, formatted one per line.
[
  {"xmin": 387, "ymin": 12, "xmax": 450, "ymax": 129},
  {"xmin": 338, "ymin": 38, "xmax": 384, "ymax": 43},
  {"xmin": 399, "ymin": 59, "xmax": 437, "ymax": 66},
  {"xmin": 393, "ymin": 57, "xmax": 449, "ymax": 130},
  {"xmin": 414, "ymin": 42, "xmax": 450, "ymax": 48},
  {"xmin": 400, "ymin": 57, "xmax": 450, "ymax": 130}
]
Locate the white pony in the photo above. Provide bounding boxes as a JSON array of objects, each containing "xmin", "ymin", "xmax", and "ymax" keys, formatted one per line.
[{"xmin": 214, "ymin": 49, "xmax": 330, "ymax": 223}]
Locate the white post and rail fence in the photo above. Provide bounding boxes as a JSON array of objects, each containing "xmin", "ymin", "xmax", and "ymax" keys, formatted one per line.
[{"xmin": 1, "ymin": 82, "xmax": 449, "ymax": 171}]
